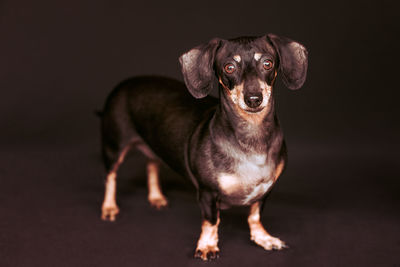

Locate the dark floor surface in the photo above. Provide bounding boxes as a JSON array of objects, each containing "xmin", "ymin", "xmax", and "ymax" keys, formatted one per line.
[{"xmin": 1, "ymin": 136, "xmax": 399, "ymax": 267}]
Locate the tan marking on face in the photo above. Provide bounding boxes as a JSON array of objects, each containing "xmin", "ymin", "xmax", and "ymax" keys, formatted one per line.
[
  {"xmin": 258, "ymin": 79, "xmax": 272, "ymax": 105},
  {"xmin": 274, "ymin": 160, "xmax": 284, "ymax": 182},
  {"xmin": 230, "ymin": 82, "xmax": 241, "ymax": 105},
  {"xmin": 233, "ymin": 55, "xmax": 241, "ymax": 62},
  {"xmin": 254, "ymin": 53, "xmax": 262, "ymax": 61},
  {"xmin": 219, "ymin": 77, "xmax": 276, "ymax": 125},
  {"xmin": 195, "ymin": 218, "xmax": 220, "ymax": 261},
  {"xmin": 221, "ymin": 80, "xmax": 266, "ymax": 125},
  {"xmin": 271, "ymin": 71, "xmax": 277, "ymax": 85},
  {"xmin": 248, "ymin": 202, "xmax": 286, "ymax": 250},
  {"xmin": 147, "ymin": 161, "xmax": 168, "ymax": 209}
]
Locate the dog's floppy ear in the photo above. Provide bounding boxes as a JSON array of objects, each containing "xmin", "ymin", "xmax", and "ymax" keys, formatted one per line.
[
  {"xmin": 267, "ymin": 34, "xmax": 308, "ymax": 90},
  {"xmin": 179, "ymin": 38, "xmax": 221, "ymax": 98}
]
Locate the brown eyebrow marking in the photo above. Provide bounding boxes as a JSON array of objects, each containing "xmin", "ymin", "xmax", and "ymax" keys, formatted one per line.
[{"xmin": 254, "ymin": 53, "xmax": 262, "ymax": 61}]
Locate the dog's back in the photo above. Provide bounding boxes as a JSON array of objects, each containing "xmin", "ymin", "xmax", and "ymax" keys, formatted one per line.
[{"xmin": 101, "ymin": 76, "xmax": 217, "ymax": 173}]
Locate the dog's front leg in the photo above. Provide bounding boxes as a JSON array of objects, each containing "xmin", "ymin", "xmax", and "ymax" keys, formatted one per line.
[
  {"xmin": 248, "ymin": 201, "xmax": 286, "ymax": 250},
  {"xmin": 194, "ymin": 190, "xmax": 220, "ymax": 261}
]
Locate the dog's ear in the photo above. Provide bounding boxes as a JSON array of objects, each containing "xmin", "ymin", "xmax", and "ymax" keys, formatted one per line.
[
  {"xmin": 267, "ymin": 34, "xmax": 308, "ymax": 90},
  {"xmin": 179, "ymin": 38, "xmax": 221, "ymax": 98}
]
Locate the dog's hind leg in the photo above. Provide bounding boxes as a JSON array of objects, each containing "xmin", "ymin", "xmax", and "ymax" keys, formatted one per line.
[
  {"xmin": 101, "ymin": 143, "xmax": 131, "ymax": 221},
  {"xmin": 136, "ymin": 143, "xmax": 168, "ymax": 209},
  {"xmin": 100, "ymin": 98, "xmax": 137, "ymax": 221},
  {"xmin": 146, "ymin": 160, "xmax": 168, "ymax": 209}
]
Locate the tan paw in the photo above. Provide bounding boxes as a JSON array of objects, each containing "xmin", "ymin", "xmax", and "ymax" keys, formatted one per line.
[
  {"xmin": 251, "ymin": 233, "xmax": 287, "ymax": 250},
  {"xmin": 194, "ymin": 246, "xmax": 220, "ymax": 261},
  {"xmin": 101, "ymin": 204, "xmax": 119, "ymax": 221},
  {"xmin": 148, "ymin": 195, "xmax": 168, "ymax": 210}
]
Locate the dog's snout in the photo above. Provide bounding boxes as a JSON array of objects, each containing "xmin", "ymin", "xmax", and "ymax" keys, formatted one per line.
[{"xmin": 244, "ymin": 93, "xmax": 263, "ymax": 108}]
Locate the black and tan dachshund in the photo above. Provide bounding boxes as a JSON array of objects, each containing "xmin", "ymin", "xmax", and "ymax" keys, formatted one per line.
[{"xmin": 99, "ymin": 34, "xmax": 308, "ymax": 261}]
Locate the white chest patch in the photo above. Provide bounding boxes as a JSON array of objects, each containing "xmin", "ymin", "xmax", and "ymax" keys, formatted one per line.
[
  {"xmin": 218, "ymin": 173, "xmax": 241, "ymax": 194},
  {"xmin": 217, "ymin": 153, "xmax": 274, "ymax": 205},
  {"xmin": 243, "ymin": 180, "xmax": 273, "ymax": 204}
]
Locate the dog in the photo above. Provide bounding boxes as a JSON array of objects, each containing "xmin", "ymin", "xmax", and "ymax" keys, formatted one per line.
[{"xmin": 99, "ymin": 34, "xmax": 308, "ymax": 261}]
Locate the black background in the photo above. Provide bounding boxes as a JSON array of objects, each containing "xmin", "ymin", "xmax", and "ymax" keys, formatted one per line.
[{"xmin": 1, "ymin": 0, "xmax": 399, "ymax": 266}]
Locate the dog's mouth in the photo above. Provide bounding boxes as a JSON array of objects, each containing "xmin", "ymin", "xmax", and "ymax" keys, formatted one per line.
[{"xmin": 243, "ymin": 106, "xmax": 265, "ymax": 113}]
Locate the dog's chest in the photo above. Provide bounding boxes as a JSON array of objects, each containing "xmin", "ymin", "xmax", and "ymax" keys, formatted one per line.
[{"xmin": 217, "ymin": 153, "xmax": 275, "ymax": 206}]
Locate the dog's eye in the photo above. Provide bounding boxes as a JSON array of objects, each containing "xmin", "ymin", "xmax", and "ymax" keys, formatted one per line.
[
  {"xmin": 224, "ymin": 63, "xmax": 236, "ymax": 74},
  {"xmin": 263, "ymin": 59, "xmax": 273, "ymax": 70}
]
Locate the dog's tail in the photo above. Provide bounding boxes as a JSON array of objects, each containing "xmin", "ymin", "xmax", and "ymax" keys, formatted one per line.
[{"xmin": 94, "ymin": 109, "xmax": 104, "ymax": 118}]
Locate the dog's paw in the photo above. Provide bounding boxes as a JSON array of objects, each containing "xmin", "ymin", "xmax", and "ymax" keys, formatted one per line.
[
  {"xmin": 251, "ymin": 233, "xmax": 287, "ymax": 250},
  {"xmin": 148, "ymin": 195, "xmax": 168, "ymax": 210},
  {"xmin": 194, "ymin": 246, "xmax": 220, "ymax": 261},
  {"xmin": 101, "ymin": 204, "xmax": 119, "ymax": 221}
]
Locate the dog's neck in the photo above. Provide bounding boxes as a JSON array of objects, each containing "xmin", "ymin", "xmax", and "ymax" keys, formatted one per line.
[{"xmin": 212, "ymin": 87, "xmax": 279, "ymax": 152}]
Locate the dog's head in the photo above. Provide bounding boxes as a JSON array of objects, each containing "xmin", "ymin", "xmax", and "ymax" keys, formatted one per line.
[{"xmin": 179, "ymin": 34, "xmax": 308, "ymax": 115}]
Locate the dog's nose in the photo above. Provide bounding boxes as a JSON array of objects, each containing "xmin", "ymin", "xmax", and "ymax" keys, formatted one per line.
[{"xmin": 244, "ymin": 93, "xmax": 263, "ymax": 108}]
